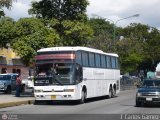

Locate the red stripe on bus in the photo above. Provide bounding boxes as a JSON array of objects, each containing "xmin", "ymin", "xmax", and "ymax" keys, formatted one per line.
[{"xmin": 35, "ymin": 54, "xmax": 75, "ymax": 60}]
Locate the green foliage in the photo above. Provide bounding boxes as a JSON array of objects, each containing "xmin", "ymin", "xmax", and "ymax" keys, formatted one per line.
[
  {"xmin": 117, "ymin": 23, "xmax": 160, "ymax": 73},
  {"xmin": 0, "ymin": 10, "xmax": 5, "ymax": 18},
  {"xmin": 116, "ymin": 38, "xmax": 144, "ymax": 73},
  {"xmin": 87, "ymin": 18, "xmax": 115, "ymax": 52},
  {"xmin": 0, "ymin": 17, "xmax": 15, "ymax": 47},
  {"xmin": 29, "ymin": 0, "xmax": 89, "ymax": 21},
  {"xmin": 88, "ymin": 18, "xmax": 113, "ymax": 37},
  {"xmin": 12, "ymin": 40, "xmax": 36, "ymax": 66},
  {"xmin": 1, "ymin": 0, "xmax": 160, "ymax": 75},
  {"xmin": 11, "ymin": 18, "xmax": 60, "ymax": 66},
  {"xmin": 61, "ymin": 20, "xmax": 93, "ymax": 46},
  {"xmin": 0, "ymin": 0, "xmax": 16, "ymax": 9}
]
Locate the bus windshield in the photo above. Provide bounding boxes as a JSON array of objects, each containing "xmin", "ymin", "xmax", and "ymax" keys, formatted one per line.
[{"xmin": 35, "ymin": 63, "xmax": 75, "ymax": 85}]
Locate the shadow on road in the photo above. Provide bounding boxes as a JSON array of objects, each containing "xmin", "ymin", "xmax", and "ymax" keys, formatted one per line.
[
  {"xmin": 34, "ymin": 96, "xmax": 118, "ymax": 106},
  {"xmin": 0, "ymin": 88, "xmax": 34, "ymax": 97},
  {"xmin": 134, "ymin": 104, "xmax": 160, "ymax": 108},
  {"xmin": 120, "ymin": 104, "xmax": 134, "ymax": 107}
]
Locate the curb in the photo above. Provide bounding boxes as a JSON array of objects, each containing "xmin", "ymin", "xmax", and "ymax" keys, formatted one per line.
[{"xmin": 0, "ymin": 100, "xmax": 35, "ymax": 109}]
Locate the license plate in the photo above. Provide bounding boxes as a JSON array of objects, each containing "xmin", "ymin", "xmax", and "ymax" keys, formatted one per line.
[
  {"xmin": 51, "ymin": 95, "xmax": 56, "ymax": 100},
  {"xmin": 146, "ymin": 98, "xmax": 152, "ymax": 101}
]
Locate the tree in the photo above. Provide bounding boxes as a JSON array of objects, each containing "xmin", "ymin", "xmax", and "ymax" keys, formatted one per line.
[
  {"xmin": 0, "ymin": 0, "xmax": 16, "ymax": 17},
  {"xmin": 0, "ymin": 9, "xmax": 5, "ymax": 17},
  {"xmin": 88, "ymin": 18, "xmax": 115, "ymax": 52},
  {"xmin": 29, "ymin": 0, "xmax": 89, "ymax": 21},
  {"xmin": 61, "ymin": 20, "xmax": 93, "ymax": 46},
  {"xmin": 117, "ymin": 23, "xmax": 160, "ymax": 74},
  {"xmin": 0, "ymin": 17, "xmax": 15, "ymax": 47},
  {"xmin": 28, "ymin": 0, "xmax": 93, "ymax": 47},
  {"xmin": 11, "ymin": 18, "xmax": 60, "ymax": 66},
  {"xmin": 0, "ymin": 0, "xmax": 16, "ymax": 9},
  {"xmin": 116, "ymin": 38, "xmax": 144, "ymax": 73}
]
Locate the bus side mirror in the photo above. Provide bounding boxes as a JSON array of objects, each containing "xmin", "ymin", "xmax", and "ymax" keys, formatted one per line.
[{"xmin": 80, "ymin": 76, "xmax": 83, "ymax": 81}]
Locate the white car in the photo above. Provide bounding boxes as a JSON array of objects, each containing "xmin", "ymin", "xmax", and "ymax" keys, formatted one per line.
[
  {"xmin": 27, "ymin": 76, "xmax": 34, "ymax": 88},
  {"xmin": 22, "ymin": 76, "xmax": 34, "ymax": 89}
]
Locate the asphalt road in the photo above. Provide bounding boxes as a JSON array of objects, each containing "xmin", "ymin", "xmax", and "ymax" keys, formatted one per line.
[{"xmin": 0, "ymin": 89, "xmax": 160, "ymax": 120}]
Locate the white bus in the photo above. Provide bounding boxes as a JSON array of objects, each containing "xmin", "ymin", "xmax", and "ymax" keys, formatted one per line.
[{"xmin": 34, "ymin": 46, "xmax": 120, "ymax": 103}]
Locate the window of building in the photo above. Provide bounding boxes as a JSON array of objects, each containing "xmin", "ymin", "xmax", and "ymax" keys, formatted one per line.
[
  {"xmin": 1, "ymin": 68, "xmax": 7, "ymax": 74},
  {"xmin": 12, "ymin": 69, "xmax": 16, "ymax": 73},
  {"xmin": 17, "ymin": 69, "xmax": 21, "ymax": 75}
]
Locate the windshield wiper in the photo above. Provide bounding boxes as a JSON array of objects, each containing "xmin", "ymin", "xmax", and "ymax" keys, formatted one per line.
[
  {"xmin": 54, "ymin": 77, "xmax": 63, "ymax": 86},
  {"xmin": 52, "ymin": 71, "xmax": 63, "ymax": 86}
]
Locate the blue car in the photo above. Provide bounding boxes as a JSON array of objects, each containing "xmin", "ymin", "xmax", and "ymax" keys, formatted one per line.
[
  {"xmin": 0, "ymin": 73, "xmax": 18, "ymax": 94},
  {"xmin": 136, "ymin": 79, "xmax": 160, "ymax": 107}
]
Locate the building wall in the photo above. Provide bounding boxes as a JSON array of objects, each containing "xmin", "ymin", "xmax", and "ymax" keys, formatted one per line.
[
  {"xmin": 0, "ymin": 48, "xmax": 29, "ymax": 79},
  {"xmin": 0, "ymin": 48, "xmax": 19, "ymax": 65}
]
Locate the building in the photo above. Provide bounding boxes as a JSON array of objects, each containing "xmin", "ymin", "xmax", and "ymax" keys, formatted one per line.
[{"xmin": 0, "ymin": 47, "xmax": 29, "ymax": 79}]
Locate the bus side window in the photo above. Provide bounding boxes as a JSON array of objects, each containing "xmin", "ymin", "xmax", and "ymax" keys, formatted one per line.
[{"xmin": 75, "ymin": 64, "xmax": 83, "ymax": 83}]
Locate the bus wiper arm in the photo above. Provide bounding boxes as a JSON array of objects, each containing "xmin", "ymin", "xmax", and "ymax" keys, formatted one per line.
[{"xmin": 54, "ymin": 77, "xmax": 63, "ymax": 86}]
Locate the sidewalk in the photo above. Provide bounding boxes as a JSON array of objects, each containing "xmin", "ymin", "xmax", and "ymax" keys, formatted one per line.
[{"xmin": 0, "ymin": 89, "xmax": 35, "ymax": 108}]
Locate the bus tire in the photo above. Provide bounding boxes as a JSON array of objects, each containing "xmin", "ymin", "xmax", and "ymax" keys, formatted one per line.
[
  {"xmin": 112, "ymin": 87, "xmax": 116, "ymax": 97},
  {"xmin": 108, "ymin": 87, "xmax": 112, "ymax": 99},
  {"xmin": 135, "ymin": 101, "xmax": 141, "ymax": 107},
  {"xmin": 79, "ymin": 90, "xmax": 86, "ymax": 104},
  {"xmin": 34, "ymin": 100, "xmax": 40, "ymax": 105}
]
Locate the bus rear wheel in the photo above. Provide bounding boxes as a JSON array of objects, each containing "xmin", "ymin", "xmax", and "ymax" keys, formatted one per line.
[{"xmin": 112, "ymin": 87, "xmax": 116, "ymax": 97}]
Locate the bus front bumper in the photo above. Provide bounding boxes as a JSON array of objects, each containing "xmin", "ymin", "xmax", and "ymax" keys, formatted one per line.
[{"xmin": 34, "ymin": 92, "xmax": 80, "ymax": 101}]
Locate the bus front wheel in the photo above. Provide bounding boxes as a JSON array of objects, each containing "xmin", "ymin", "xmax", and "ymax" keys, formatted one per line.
[
  {"xmin": 108, "ymin": 87, "xmax": 113, "ymax": 99},
  {"xmin": 79, "ymin": 90, "xmax": 86, "ymax": 104}
]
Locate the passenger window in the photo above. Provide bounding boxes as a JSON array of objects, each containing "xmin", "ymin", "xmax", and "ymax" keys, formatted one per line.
[
  {"xmin": 101, "ymin": 55, "xmax": 106, "ymax": 68},
  {"xmin": 82, "ymin": 52, "xmax": 89, "ymax": 66},
  {"xmin": 106, "ymin": 56, "xmax": 111, "ymax": 68},
  {"xmin": 95, "ymin": 54, "xmax": 101, "ymax": 67},
  {"xmin": 89, "ymin": 53, "xmax": 95, "ymax": 67},
  {"xmin": 76, "ymin": 51, "xmax": 82, "ymax": 65},
  {"xmin": 111, "ymin": 57, "xmax": 116, "ymax": 69}
]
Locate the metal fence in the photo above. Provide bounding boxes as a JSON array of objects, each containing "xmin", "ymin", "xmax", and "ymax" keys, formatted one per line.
[{"xmin": 120, "ymin": 76, "xmax": 141, "ymax": 91}]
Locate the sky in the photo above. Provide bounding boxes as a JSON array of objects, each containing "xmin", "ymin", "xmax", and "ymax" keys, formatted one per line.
[{"xmin": 3, "ymin": 0, "xmax": 160, "ymax": 29}]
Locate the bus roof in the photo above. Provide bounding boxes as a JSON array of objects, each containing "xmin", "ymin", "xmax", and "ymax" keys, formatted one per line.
[{"xmin": 37, "ymin": 46, "xmax": 118, "ymax": 57}]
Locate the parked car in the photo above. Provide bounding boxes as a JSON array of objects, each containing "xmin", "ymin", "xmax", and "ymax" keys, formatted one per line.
[
  {"xmin": 26, "ymin": 76, "xmax": 34, "ymax": 89},
  {"xmin": 136, "ymin": 79, "xmax": 160, "ymax": 107},
  {"xmin": 0, "ymin": 73, "xmax": 18, "ymax": 94}
]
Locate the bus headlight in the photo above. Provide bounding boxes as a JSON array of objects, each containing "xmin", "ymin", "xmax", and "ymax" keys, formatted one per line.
[
  {"xmin": 34, "ymin": 89, "xmax": 43, "ymax": 93},
  {"xmin": 64, "ymin": 89, "xmax": 74, "ymax": 92}
]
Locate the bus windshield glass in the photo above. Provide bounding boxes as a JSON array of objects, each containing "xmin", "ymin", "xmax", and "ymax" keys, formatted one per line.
[{"xmin": 35, "ymin": 63, "xmax": 75, "ymax": 85}]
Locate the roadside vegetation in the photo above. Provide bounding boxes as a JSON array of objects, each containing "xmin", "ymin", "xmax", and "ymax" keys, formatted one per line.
[{"xmin": 0, "ymin": 0, "xmax": 160, "ymax": 75}]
